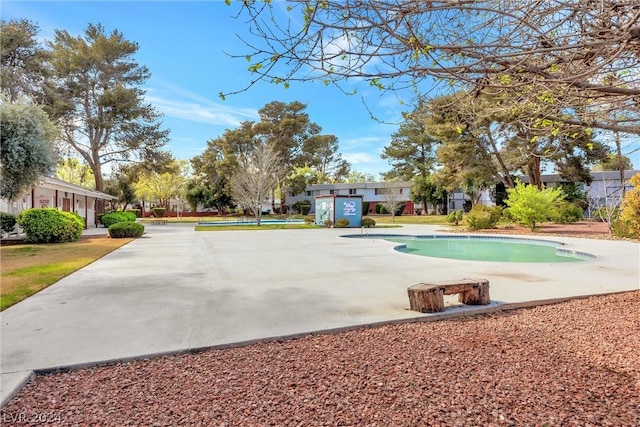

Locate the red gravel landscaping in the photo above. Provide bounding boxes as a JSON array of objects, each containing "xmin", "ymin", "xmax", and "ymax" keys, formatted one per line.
[{"xmin": 2, "ymin": 291, "xmax": 639, "ymax": 426}]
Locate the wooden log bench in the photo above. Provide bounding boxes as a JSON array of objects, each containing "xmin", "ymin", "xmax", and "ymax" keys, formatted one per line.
[{"xmin": 407, "ymin": 278, "xmax": 490, "ymax": 313}]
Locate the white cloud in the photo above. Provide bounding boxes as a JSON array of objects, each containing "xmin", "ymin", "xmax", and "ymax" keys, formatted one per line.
[
  {"xmin": 343, "ymin": 151, "xmax": 388, "ymax": 177},
  {"xmin": 145, "ymin": 82, "xmax": 259, "ymax": 127},
  {"xmin": 341, "ymin": 135, "xmax": 389, "ymax": 175},
  {"xmin": 341, "ymin": 135, "xmax": 387, "ymax": 149},
  {"xmin": 342, "ymin": 152, "xmax": 379, "ymax": 164}
]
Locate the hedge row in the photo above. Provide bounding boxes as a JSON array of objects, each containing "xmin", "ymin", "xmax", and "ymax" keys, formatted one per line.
[
  {"xmin": 17, "ymin": 208, "xmax": 84, "ymax": 243},
  {"xmin": 108, "ymin": 221, "xmax": 145, "ymax": 238},
  {"xmin": 101, "ymin": 211, "xmax": 137, "ymax": 227}
]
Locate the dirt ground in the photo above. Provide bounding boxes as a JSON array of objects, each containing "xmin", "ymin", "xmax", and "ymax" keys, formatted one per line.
[{"xmin": 464, "ymin": 220, "xmax": 620, "ymax": 240}]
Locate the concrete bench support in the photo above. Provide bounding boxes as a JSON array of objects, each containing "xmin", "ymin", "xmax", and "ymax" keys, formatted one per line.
[{"xmin": 407, "ymin": 278, "xmax": 490, "ymax": 313}]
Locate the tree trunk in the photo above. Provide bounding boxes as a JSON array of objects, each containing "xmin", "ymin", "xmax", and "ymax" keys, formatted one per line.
[
  {"xmin": 528, "ymin": 156, "xmax": 542, "ymax": 189},
  {"xmin": 615, "ymin": 132, "xmax": 625, "ymax": 197},
  {"xmin": 90, "ymin": 162, "xmax": 105, "ymax": 213},
  {"xmin": 486, "ymin": 130, "xmax": 514, "ymax": 188},
  {"xmin": 91, "ymin": 161, "xmax": 104, "ymax": 192}
]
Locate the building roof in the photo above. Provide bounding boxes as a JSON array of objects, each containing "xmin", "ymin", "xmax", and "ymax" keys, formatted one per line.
[
  {"xmin": 306, "ymin": 181, "xmax": 413, "ymax": 191},
  {"xmin": 40, "ymin": 176, "xmax": 118, "ymax": 200},
  {"xmin": 517, "ymin": 170, "xmax": 639, "ymax": 184}
]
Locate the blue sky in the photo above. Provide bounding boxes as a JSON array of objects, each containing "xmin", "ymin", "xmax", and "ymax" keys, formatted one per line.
[
  {"xmin": 2, "ymin": 1, "xmax": 639, "ymax": 174},
  {"xmin": 2, "ymin": 0, "xmax": 416, "ymax": 178}
]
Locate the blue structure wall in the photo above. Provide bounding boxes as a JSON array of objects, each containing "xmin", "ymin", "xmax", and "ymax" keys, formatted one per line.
[{"xmin": 315, "ymin": 195, "xmax": 363, "ymax": 227}]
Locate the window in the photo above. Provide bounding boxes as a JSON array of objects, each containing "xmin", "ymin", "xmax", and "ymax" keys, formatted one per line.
[
  {"xmin": 329, "ymin": 189, "xmax": 335, "ymax": 195},
  {"xmin": 305, "ymin": 191, "xmax": 312, "ymax": 196},
  {"xmin": 348, "ymin": 188, "xmax": 357, "ymax": 195},
  {"xmin": 375, "ymin": 188, "xmax": 381, "ymax": 195}
]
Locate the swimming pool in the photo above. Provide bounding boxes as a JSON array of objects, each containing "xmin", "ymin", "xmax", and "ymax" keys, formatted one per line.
[{"xmin": 344, "ymin": 234, "xmax": 596, "ymax": 263}]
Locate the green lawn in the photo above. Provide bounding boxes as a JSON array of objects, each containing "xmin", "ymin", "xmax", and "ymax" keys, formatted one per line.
[
  {"xmin": 1, "ymin": 236, "xmax": 132, "ymax": 310},
  {"xmin": 193, "ymin": 214, "xmax": 450, "ymax": 231}
]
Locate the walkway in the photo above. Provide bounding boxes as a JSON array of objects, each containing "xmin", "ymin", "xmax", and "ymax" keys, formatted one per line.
[{"xmin": 1, "ymin": 224, "xmax": 638, "ymax": 405}]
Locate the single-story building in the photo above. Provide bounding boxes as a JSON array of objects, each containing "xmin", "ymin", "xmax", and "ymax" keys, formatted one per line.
[{"xmin": 0, "ymin": 176, "xmax": 118, "ymax": 228}]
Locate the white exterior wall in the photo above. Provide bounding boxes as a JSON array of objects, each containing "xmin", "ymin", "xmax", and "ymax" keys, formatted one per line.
[
  {"xmin": 1, "ymin": 177, "xmax": 116, "ymax": 228},
  {"xmin": 0, "ymin": 195, "xmax": 32, "ymax": 215},
  {"xmin": 447, "ymin": 190, "xmax": 467, "ymax": 212},
  {"xmin": 583, "ymin": 171, "xmax": 638, "ymax": 210}
]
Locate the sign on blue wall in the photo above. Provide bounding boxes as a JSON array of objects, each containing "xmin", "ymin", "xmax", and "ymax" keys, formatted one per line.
[{"xmin": 315, "ymin": 195, "xmax": 363, "ymax": 227}]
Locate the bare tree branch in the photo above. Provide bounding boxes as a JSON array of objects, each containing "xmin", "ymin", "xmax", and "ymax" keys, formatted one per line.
[
  {"xmin": 229, "ymin": 141, "xmax": 284, "ymax": 225},
  {"xmin": 227, "ymin": 1, "xmax": 640, "ymax": 134}
]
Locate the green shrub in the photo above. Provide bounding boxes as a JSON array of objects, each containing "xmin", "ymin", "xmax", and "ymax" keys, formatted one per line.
[
  {"xmin": 501, "ymin": 207, "xmax": 514, "ymax": 222},
  {"xmin": 466, "ymin": 205, "xmax": 503, "ymax": 230},
  {"xmin": 612, "ymin": 218, "xmax": 634, "ymax": 239},
  {"xmin": 505, "ymin": 181, "xmax": 564, "ymax": 230},
  {"xmin": 375, "ymin": 204, "xmax": 383, "ymax": 214},
  {"xmin": 466, "ymin": 210, "xmax": 492, "ymax": 230},
  {"xmin": 151, "ymin": 207, "xmax": 166, "ymax": 218},
  {"xmin": 552, "ymin": 201, "xmax": 583, "ymax": 224},
  {"xmin": 101, "ymin": 212, "xmax": 136, "ymax": 227},
  {"xmin": 108, "ymin": 221, "xmax": 145, "ymax": 238},
  {"xmin": 126, "ymin": 209, "xmax": 141, "ymax": 218},
  {"xmin": 96, "ymin": 213, "xmax": 105, "ymax": 224},
  {"xmin": 361, "ymin": 217, "xmax": 376, "ymax": 228},
  {"xmin": 304, "ymin": 217, "xmax": 315, "ymax": 225},
  {"xmin": 558, "ymin": 182, "xmax": 588, "ymax": 211},
  {"xmin": 446, "ymin": 212, "xmax": 455, "ymax": 224},
  {"xmin": 17, "ymin": 208, "xmax": 83, "ymax": 243},
  {"xmin": 292, "ymin": 200, "xmax": 311, "ymax": 215},
  {"xmin": 591, "ymin": 206, "xmax": 620, "ymax": 223},
  {"xmin": 324, "ymin": 219, "xmax": 334, "ymax": 228},
  {"xmin": 1, "ymin": 212, "xmax": 17, "ymax": 234},
  {"xmin": 446, "ymin": 209, "xmax": 463, "ymax": 225},
  {"xmin": 335, "ymin": 218, "xmax": 351, "ymax": 228},
  {"xmin": 362, "ymin": 201, "xmax": 370, "ymax": 214}
]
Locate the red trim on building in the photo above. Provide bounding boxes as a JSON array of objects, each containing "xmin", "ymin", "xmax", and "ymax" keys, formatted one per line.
[{"xmin": 404, "ymin": 201, "xmax": 414, "ymax": 215}]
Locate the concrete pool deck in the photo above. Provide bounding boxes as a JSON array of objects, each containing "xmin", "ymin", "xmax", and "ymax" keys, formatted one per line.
[{"xmin": 1, "ymin": 223, "xmax": 639, "ymax": 406}]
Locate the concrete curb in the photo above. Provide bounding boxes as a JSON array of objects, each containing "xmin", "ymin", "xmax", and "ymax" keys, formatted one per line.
[
  {"xmin": 1, "ymin": 371, "xmax": 35, "ymax": 408},
  {"xmin": 4, "ymin": 290, "xmax": 635, "ymax": 407}
]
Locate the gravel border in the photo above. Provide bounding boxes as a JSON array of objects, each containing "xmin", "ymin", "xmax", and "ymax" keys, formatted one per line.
[{"xmin": 2, "ymin": 291, "xmax": 639, "ymax": 426}]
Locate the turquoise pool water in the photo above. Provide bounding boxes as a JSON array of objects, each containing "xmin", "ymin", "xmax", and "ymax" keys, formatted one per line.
[{"xmin": 346, "ymin": 235, "xmax": 595, "ymax": 263}]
